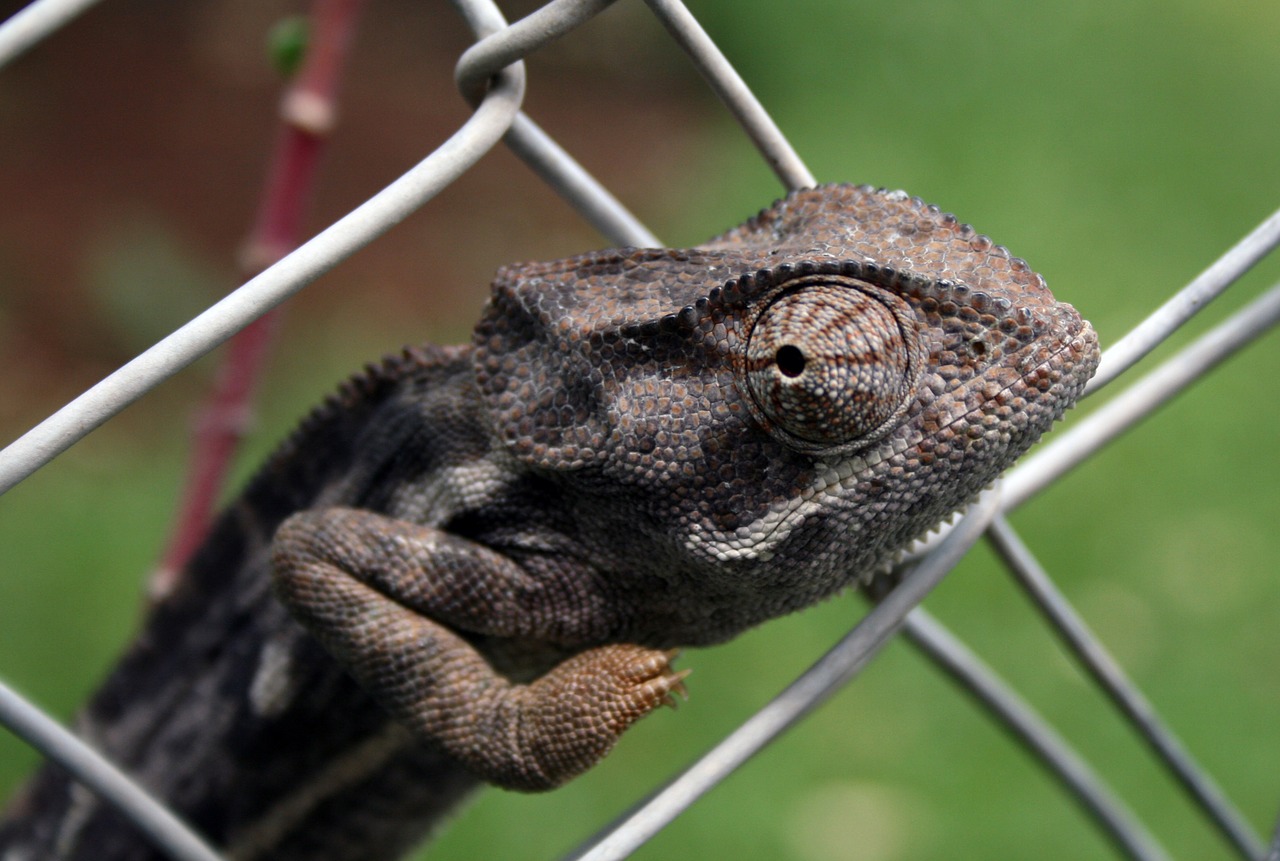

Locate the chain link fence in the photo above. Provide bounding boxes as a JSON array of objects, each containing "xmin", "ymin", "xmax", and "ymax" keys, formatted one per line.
[{"xmin": 1, "ymin": 1, "xmax": 1278, "ymax": 859}]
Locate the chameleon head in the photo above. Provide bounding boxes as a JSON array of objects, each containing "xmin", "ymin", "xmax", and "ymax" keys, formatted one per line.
[{"xmin": 474, "ymin": 184, "xmax": 1099, "ymax": 635}]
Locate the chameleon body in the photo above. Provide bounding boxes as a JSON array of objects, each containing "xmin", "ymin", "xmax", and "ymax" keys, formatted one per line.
[{"xmin": 0, "ymin": 185, "xmax": 1099, "ymax": 860}]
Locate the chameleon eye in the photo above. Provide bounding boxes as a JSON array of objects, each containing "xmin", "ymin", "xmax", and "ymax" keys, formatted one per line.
[{"xmin": 743, "ymin": 277, "xmax": 923, "ymax": 452}]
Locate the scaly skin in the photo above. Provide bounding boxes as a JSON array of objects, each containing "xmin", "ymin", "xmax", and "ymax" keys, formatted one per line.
[{"xmin": 0, "ymin": 185, "xmax": 1099, "ymax": 860}]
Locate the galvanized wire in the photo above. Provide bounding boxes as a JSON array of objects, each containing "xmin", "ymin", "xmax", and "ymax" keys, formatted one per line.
[
  {"xmin": 0, "ymin": 1, "xmax": 1276, "ymax": 860},
  {"xmin": 1085, "ymin": 205, "xmax": 1280, "ymax": 395},
  {"xmin": 900, "ymin": 609, "xmax": 1172, "ymax": 861},
  {"xmin": 642, "ymin": 0, "xmax": 816, "ymax": 192},
  {"xmin": 453, "ymin": 0, "xmax": 661, "ymax": 247},
  {"xmin": 454, "ymin": 0, "xmax": 616, "ymax": 102},
  {"xmin": 0, "ymin": 680, "xmax": 225, "ymax": 861},
  {"xmin": 502, "ymin": 113, "xmax": 662, "ymax": 248},
  {"xmin": 1267, "ymin": 818, "xmax": 1280, "ymax": 861},
  {"xmin": 1005, "ymin": 280, "xmax": 1280, "ymax": 512},
  {"xmin": 0, "ymin": 0, "xmax": 107, "ymax": 69},
  {"xmin": 986, "ymin": 515, "xmax": 1265, "ymax": 860},
  {"xmin": 0, "ymin": 2, "xmax": 526, "ymax": 498}
]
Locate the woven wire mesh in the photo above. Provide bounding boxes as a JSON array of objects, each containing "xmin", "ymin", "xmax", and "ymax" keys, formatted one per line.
[{"xmin": 1, "ymin": 1, "xmax": 1279, "ymax": 859}]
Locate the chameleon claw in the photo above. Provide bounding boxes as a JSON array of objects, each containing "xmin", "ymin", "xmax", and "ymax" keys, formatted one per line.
[{"xmin": 655, "ymin": 667, "xmax": 692, "ymax": 709}]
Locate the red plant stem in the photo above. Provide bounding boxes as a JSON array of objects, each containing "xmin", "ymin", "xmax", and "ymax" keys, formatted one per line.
[{"xmin": 151, "ymin": 0, "xmax": 369, "ymax": 601}]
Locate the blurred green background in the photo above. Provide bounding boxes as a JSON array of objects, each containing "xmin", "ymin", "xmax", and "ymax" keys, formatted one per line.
[{"xmin": 1, "ymin": 1, "xmax": 1279, "ymax": 859}]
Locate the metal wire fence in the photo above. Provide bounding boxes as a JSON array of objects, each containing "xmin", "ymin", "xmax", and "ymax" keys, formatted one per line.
[{"xmin": 1, "ymin": 0, "xmax": 1278, "ymax": 859}]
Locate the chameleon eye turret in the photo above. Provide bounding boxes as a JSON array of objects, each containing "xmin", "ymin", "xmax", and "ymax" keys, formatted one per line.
[{"xmin": 741, "ymin": 275, "xmax": 925, "ymax": 453}]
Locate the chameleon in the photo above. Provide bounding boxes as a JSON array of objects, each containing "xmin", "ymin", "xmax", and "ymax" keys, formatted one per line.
[{"xmin": 0, "ymin": 184, "xmax": 1099, "ymax": 860}]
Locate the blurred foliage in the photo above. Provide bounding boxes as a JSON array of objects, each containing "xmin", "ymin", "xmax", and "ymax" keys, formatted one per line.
[
  {"xmin": 2, "ymin": 1, "xmax": 1279, "ymax": 860},
  {"xmin": 268, "ymin": 16, "xmax": 310, "ymax": 79}
]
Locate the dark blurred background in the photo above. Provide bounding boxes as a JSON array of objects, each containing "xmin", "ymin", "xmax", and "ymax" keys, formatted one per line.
[{"xmin": 1, "ymin": 1, "xmax": 1279, "ymax": 859}]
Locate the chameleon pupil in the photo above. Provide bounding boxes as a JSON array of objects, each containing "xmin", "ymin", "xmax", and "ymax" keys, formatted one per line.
[{"xmin": 776, "ymin": 345, "xmax": 807, "ymax": 377}]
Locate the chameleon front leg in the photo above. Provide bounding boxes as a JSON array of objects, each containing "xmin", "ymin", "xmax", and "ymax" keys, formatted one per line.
[{"xmin": 271, "ymin": 508, "xmax": 685, "ymax": 791}]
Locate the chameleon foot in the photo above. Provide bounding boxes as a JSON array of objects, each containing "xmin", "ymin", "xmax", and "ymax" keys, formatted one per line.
[{"xmin": 505, "ymin": 644, "xmax": 689, "ymax": 790}]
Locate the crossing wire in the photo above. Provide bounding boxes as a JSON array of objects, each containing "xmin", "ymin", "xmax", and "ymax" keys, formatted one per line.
[{"xmin": 0, "ymin": 1, "xmax": 1276, "ymax": 860}]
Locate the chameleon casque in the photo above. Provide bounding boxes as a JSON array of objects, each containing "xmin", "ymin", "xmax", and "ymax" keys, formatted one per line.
[{"xmin": 0, "ymin": 184, "xmax": 1100, "ymax": 860}]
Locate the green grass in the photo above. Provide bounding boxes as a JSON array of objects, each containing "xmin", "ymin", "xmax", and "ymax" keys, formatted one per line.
[{"xmin": 3, "ymin": 1, "xmax": 1280, "ymax": 860}]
